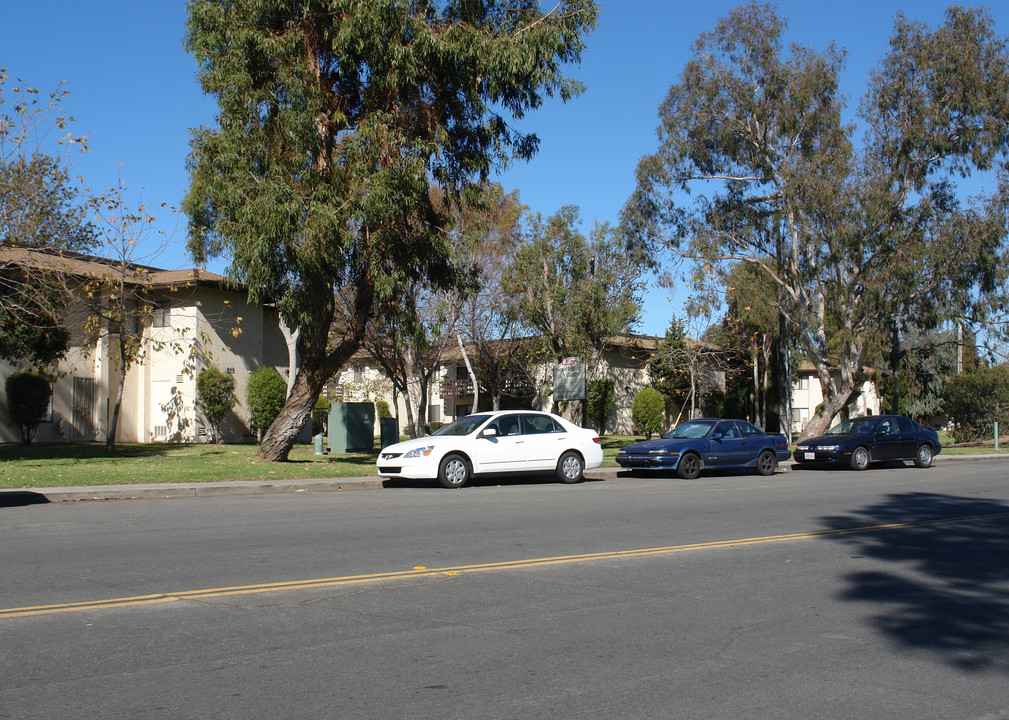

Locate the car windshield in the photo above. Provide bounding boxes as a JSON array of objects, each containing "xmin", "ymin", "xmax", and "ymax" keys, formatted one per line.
[
  {"xmin": 825, "ymin": 418, "xmax": 878, "ymax": 435},
  {"xmin": 431, "ymin": 414, "xmax": 492, "ymax": 436},
  {"xmin": 663, "ymin": 421, "xmax": 715, "ymax": 439}
]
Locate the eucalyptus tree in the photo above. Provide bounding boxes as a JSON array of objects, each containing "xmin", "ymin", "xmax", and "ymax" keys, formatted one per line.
[
  {"xmin": 625, "ymin": 3, "xmax": 1009, "ymax": 439},
  {"xmin": 184, "ymin": 0, "xmax": 598, "ymax": 460},
  {"xmin": 505, "ymin": 206, "xmax": 645, "ymax": 364},
  {"xmin": 447, "ymin": 183, "xmax": 525, "ymax": 412}
]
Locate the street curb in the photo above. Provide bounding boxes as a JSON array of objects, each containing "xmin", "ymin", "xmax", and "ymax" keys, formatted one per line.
[{"xmin": 3, "ymin": 453, "xmax": 1003, "ymax": 503}]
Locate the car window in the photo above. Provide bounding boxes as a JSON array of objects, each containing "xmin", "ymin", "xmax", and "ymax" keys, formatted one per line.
[
  {"xmin": 877, "ymin": 418, "xmax": 896, "ymax": 434},
  {"xmin": 738, "ymin": 422, "xmax": 763, "ymax": 437},
  {"xmin": 715, "ymin": 421, "xmax": 740, "ymax": 439},
  {"xmin": 488, "ymin": 415, "xmax": 522, "ymax": 436},
  {"xmin": 827, "ymin": 418, "xmax": 876, "ymax": 435},
  {"xmin": 896, "ymin": 416, "xmax": 915, "ymax": 433},
  {"xmin": 665, "ymin": 421, "xmax": 715, "ymax": 439},
  {"xmin": 432, "ymin": 415, "xmax": 492, "ymax": 436},
  {"xmin": 522, "ymin": 414, "xmax": 562, "ymax": 434}
]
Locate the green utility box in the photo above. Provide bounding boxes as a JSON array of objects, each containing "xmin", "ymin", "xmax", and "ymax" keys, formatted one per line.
[
  {"xmin": 379, "ymin": 417, "xmax": 399, "ymax": 449},
  {"xmin": 328, "ymin": 402, "xmax": 375, "ymax": 453}
]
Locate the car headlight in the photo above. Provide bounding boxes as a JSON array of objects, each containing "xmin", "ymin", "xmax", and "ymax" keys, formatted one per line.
[
  {"xmin": 816, "ymin": 445, "xmax": 839, "ymax": 452},
  {"xmin": 796, "ymin": 445, "xmax": 809, "ymax": 452},
  {"xmin": 403, "ymin": 446, "xmax": 434, "ymax": 459},
  {"xmin": 649, "ymin": 449, "xmax": 678, "ymax": 455}
]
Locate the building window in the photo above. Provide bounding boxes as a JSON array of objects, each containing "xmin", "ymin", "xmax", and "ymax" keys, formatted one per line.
[
  {"xmin": 353, "ymin": 365, "xmax": 363, "ymax": 383},
  {"xmin": 152, "ymin": 305, "xmax": 171, "ymax": 328},
  {"xmin": 428, "ymin": 405, "xmax": 442, "ymax": 423},
  {"xmin": 798, "ymin": 376, "xmax": 809, "ymax": 391}
]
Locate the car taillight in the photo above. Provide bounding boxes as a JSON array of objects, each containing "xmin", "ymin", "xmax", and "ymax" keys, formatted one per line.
[{"xmin": 593, "ymin": 436, "xmax": 601, "ymax": 444}]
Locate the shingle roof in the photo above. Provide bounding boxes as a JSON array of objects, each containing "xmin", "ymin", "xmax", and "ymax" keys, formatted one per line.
[{"xmin": 0, "ymin": 243, "xmax": 230, "ymax": 289}]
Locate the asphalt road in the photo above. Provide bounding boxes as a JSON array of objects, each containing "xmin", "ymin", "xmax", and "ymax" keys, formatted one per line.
[{"xmin": 2, "ymin": 462, "xmax": 1009, "ymax": 719}]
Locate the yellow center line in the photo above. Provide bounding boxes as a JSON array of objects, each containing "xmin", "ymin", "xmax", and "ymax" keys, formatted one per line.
[{"xmin": 4, "ymin": 511, "xmax": 1006, "ymax": 619}]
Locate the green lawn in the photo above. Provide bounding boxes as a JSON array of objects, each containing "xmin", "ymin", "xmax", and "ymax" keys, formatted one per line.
[
  {"xmin": 0, "ymin": 443, "xmax": 377, "ymax": 489},
  {"xmin": 1, "ymin": 432, "xmax": 1002, "ymax": 489}
]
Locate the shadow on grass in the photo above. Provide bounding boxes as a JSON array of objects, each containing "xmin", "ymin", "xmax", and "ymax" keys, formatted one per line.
[
  {"xmin": 0, "ymin": 442, "xmax": 191, "ymax": 461},
  {"xmin": 0, "ymin": 491, "xmax": 50, "ymax": 507},
  {"xmin": 819, "ymin": 492, "xmax": 1009, "ymax": 672}
]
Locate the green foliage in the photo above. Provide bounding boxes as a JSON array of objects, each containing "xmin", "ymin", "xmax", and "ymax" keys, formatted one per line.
[
  {"xmin": 426, "ymin": 421, "xmax": 444, "ymax": 435},
  {"xmin": 196, "ymin": 367, "xmax": 236, "ymax": 443},
  {"xmin": 586, "ymin": 378, "xmax": 615, "ymax": 435},
  {"xmin": 632, "ymin": 387, "xmax": 665, "ymax": 439},
  {"xmin": 246, "ymin": 366, "xmax": 287, "ymax": 436},
  {"xmin": 4, "ymin": 371, "xmax": 51, "ymax": 445},
  {"xmin": 625, "ymin": 3, "xmax": 1009, "ymax": 438},
  {"xmin": 183, "ymin": 0, "xmax": 598, "ymax": 460},
  {"xmin": 0, "ymin": 313, "xmax": 69, "ymax": 367},
  {"xmin": 376, "ymin": 400, "xmax": 392, "ymax": 419},
  {"xmin": 944, "ymin": 366, "xmax": 1009, "ymax": 443},
  {"xmin": 504, "ymin": 208, "xmax": 644, "ymax": 360},
  {"xmin": 650, "ymin": 319, "xmax": 690, "ymax": 408}
]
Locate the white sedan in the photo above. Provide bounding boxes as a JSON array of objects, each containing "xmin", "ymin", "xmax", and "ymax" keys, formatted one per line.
[{"xmin": 377, "ymin": 410, "xmax": 604, "ymax": 488}]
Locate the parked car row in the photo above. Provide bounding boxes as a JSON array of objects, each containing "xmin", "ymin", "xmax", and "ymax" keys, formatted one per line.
[{"xmin": 376, "ymin": 411, "xmax": 941, "ymax": 488}]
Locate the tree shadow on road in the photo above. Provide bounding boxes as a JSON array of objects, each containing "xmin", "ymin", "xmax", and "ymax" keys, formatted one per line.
[{"xmin": 819, "ymin": 492, "xmax": 1009, "ymax": 673}]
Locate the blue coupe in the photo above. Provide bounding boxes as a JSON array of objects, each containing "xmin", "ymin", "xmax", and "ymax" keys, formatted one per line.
[{"xmin": 615, "ymin": 418, "xmax": 791, "ymax": 479}]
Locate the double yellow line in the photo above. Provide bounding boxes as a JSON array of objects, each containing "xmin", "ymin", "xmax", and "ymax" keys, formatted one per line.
[{"xmin": 4, "ymin": 512, "xmax": 1006, "ymax": 620}]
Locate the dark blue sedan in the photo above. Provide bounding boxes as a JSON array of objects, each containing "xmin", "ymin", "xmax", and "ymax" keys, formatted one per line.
[
  {"xmin": 793, "ymin": 414, "xmax": 941, "ymax": 470},
  {"xmin": 615, "ymin": 418, "xmax": 791, "ymax": 479}
]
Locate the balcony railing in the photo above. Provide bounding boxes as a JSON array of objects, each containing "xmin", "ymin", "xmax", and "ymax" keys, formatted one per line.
[{"xmin": 439, "ymin": 375, "xmax": 535, "ymax": 399}]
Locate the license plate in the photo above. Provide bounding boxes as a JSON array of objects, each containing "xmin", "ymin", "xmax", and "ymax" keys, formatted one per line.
[{"xmin": 804, "ymin": 452, "xmax": 815, "ymax": 460}]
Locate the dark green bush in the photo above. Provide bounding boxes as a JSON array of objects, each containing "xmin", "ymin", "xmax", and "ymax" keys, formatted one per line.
[
  {"xmin": 312, "ymin": 395, "xmax": 332, "ymax": 436},
  {"xmin": 247, "ymin": 366, "xmax": 287, "ymax": 439},
  {"xmin": 376, "ymin": 399, "xmax": 392, "ymax": 419},
  {"xmin": 196, "ymin": 367, "xmax": 236, "ymax": 443},
  {"xmin": 4, "ymin": 371, "xmax": 51, "ymax": 445},
  {"xmin": 587, "ymin": 378, "xmax": 615, "ymax": 435}
]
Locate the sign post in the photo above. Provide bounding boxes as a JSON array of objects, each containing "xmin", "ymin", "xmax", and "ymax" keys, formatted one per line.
[{"xmin": 553, "ymin": 358, "xmax": 587, "ymax": 426}]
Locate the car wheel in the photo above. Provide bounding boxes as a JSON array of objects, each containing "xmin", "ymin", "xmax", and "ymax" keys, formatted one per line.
[
  {"xmin": 556, "ymin": 451, "xmax": 584, "ymax": 483},
  {"xmin": 914, "ymin": 444, "xmax": 933, "ymax": 468},
  {"xmin": 677, "ymin": 452, "xmax": 701, "ymax": 480},
  {"xmin": 756, "ymin": 450, "xmax": 777, "ymax": 476},
  {"xmin": 850, "ymin": 446, "xmax": 870, "ymax": 471},
  {"xmin": 438, "ymin": 454, "xmax": 471, "ymax": 489}
]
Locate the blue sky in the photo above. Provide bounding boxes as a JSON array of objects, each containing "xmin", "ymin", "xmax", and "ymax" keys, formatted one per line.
[{"xmin": 3, "ymin": 1, "xmax": 1006, "ymax": 336}]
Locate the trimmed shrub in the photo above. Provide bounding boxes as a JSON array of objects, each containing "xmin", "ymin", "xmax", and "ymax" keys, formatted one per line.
[
  {"xmin": 4, "ymin": 371, "xmax": 51, "ymax": 445},
  {"xmin": 247, "ymin": 366, "xmax": 287, "ymax": 439},
  {"xmin": 376, "ymin": 399, "xmax": 392, "ymax": 419},
  {"xmin": 632, "ymin": 387, "xmax": 665, "ymax": 439},
  {"xmin": 196, "ymin": 367, "xmax": 236, "ymax": 443}
]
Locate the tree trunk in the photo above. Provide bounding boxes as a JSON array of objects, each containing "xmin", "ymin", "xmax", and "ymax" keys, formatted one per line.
[
  {"xmin": 750, "ymin": 339, "xmax": 759, "ymax": 425},
  {"xmin": 257, "ymin": 281, "xmax": 373, "ymax": 462},
  {"xmin": 799, "ymin": 381, "xmax": 856, "ymax": 440},
  {"xmin": 890, "ymin": 323, "xmax": 901, "ymax": 415},
  {"xmin": 760, "ymin": 333, "xmax": 771, "ymax": 431},
  {"xmin": 257, "ymin": 361, "xmax": 329, "ymax": 461},
  {"xmin": 106, "ymin": 339, "xmax": 127, "ymax": 451},
  {"xmin": 458, "ymin": 333, "xmax": 478, "ymax": 413}
]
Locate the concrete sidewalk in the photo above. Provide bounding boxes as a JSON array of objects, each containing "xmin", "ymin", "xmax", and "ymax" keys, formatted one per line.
[{"xmin": 3, "ymin": 453, "xmax": 1003, "ymax": 504}]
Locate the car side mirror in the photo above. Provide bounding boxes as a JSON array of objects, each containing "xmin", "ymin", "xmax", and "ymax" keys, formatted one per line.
[
  {"xmin": 711, "ymin": 432, "xmax": 723, "ymax": 440},
  {"xmin": 482, "ymin": 427, "xmax": 498, "ymax": 438}
]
